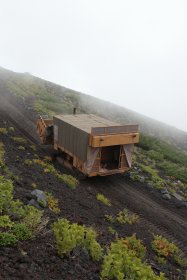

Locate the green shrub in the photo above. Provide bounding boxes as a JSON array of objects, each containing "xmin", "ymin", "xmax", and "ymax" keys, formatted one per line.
[
  {"xmin": 0, "ymin": 177, "xmax": 43, "ymax": 247},
  {"xmin": 52, "ymin": 218, "xmax": 85, "ymax": 257},
  {"xmin": 52, "ymin": 218, "xmax": 103, "ymax": 261},
  {"xmin": 8, "ymin": 127, "xmax": 15, "ymax": 132},
  {"xmin": 105, "ymin": 214, "xmax": 115, "ymax": 223},
  {"xmin": 31, "ymin": 183, "xmax": 37, "ymax": 188},
  {"xmin": 0, "ymin": 215, "xmax": 13, "ymax": 228},
  {"xmin": 154, "ymin": 256, "xmax": 167, "ymax": 265},
  {"xmin": 18, "ymin": 145, "xmax": 25, "ymax": 151},
  {"xmin": 46, "ymin": 192, "xmax": 60, "ymax": 214},
  {"xmin": 97, "ymin": 193, "xmax": 111, "ymax": 206},
  {"xmin": 7, "ymin": 200, "xmax": 25, "ymax": 219},
  {"xmin": 105, "ymin": 209, "xmax": 139, "ymax": 225},
  {"xmin": 24, "ymin": 159, "xmax": 33, "ymax": 166},
  {"xmin": 34, "ymin": 159, "xmax": 79, "ymax": 188},
  {"xmin": 152, "ymin": 234, "xmax": 187, "ymax": 267},
  {"xmin": 84, "ymin": 228, "xmax": 103, "ymax": 261},
  {"xmin": 22, "ymin": 206, "xmax": 43, "ymax": 230},
  {"xmin": 139, "ymin": 164, "xmax": 165, "ymax": 189},
  {"xmin": 116, "ymin": 209, "xmax": 139, "ymax": 225},
  {"xmin": 123, "ymin": 234, "xmax": 146, "ymax": 260},
  {"xmin": 158, "ymin": 160, "xmax": 187, "ymax": 184},
  {"xmin": 147, "ymin": 150, "xmax": 164, "ymax": 161},
  {"xmin": 30, "ymin": 145, "xmax": 36, "ymax": 151},
  {"xmin": 11, "ymin": 223, "xmax": 32, "ymax": 240},
  {"xmin": 101, "ymin": 239, "xmax": 166, "ymax": 280},
  {"xmin": 0, "ymin": 142, "xmax": 5, "ymax": 169},
  {"xmin": 107, "ymin": 226, "xmax": 117, "ymax": 235},
  {"xmin": 138, "ymin": 134, "xmax": 187, "ymax": 168},
  {"xmin": 0, "ymin": 128, "xmax": 8, "ymax": 135},
  {"xmin": 0, "ymin": 176, "xmax": 14, "ymax": 214},
  {"xmin": 0, "ymin": 232, "xmax": 17, "ymax": 246},
  {"xmin": 12, "ymin": 137, "xmax": 27, "ymax": 144},
  {"xmin": 57, "ymin": 174, "xmax": 78, "ymax": 189}
]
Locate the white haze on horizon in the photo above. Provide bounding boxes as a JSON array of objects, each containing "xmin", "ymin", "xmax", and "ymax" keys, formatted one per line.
[{"xmin": 0, "ymin": 0, "xmax": 187, "ymax": 132}]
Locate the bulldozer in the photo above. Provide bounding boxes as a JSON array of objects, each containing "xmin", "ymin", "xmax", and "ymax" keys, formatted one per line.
[{"xmin": 36, "ymin": 113, "xmax": 139, "ymax": 177}]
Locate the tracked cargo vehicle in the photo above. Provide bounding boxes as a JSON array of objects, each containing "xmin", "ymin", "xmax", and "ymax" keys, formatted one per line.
[{"xmin": 37, "ymin": 114, "xmax": 139, "ymax": 177}]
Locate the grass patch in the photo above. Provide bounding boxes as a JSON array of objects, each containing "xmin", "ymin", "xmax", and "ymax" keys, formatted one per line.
[
  {"xmin": 139, "ymin": 164, "xmax": 165, "ymax": 189},
  {"xmin": 33, "ymin": 159, "xmax": 78, "ymax": 189},
  {"xmin": 0, "ymin": 128, "xmax": 8, "ymax": 135},
  {"xmin": 96, "ymin": 193, "xmax": 111, "ymax": 206},
  {"xmin": 8, "ymin": 127, "xmax": 15, "ymax": 133},
  {"xmin": 0, "ymin": 175, "xmax": 43, "ymax": 246},
  {"xmin": 137, "ymin": 134, "xmax": 187, "ymax": 184},
  {"xmin": 12, "ymin": 137, "xmax": 27, "ymax": 144},
  {"xmin": 57, "ymin": 174, "xmax": 78, "ymax": 189},
  {"xmin": 46, "ymin": 192, "xmax": 60, "ymax": 214},
  {"xmin": 105, "ymin": 209, "xmax": 139, "ymax": 225},
  {"xmin": 157, "ymin": 160, "xmax": 187, "ymax": 184},
  {"xmin": 0, "ymin": 142, "xmax": 5, "ymax": 169},
  {"xmin": 24, "ymin": 159, "xmax": 33, "ymax": 166}
]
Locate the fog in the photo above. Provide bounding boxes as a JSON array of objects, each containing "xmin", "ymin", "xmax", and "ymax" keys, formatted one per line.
[{"xmin": 0, "ymin": 0, "xmax": 187, "ymax": 132}]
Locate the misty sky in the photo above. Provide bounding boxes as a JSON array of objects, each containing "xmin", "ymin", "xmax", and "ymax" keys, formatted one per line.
[{"xmin": 0, "ymin": 0, "xmax": 187, "ymax": 132}]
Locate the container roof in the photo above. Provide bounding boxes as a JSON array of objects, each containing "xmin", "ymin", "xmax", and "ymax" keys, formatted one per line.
[
  {"xmin": 54, "ymin": 114, "xmax": 119, "ymax": 133},
  {"xmin": 54, "ymin": 114, "xmax": 139, "ymax": 135}
]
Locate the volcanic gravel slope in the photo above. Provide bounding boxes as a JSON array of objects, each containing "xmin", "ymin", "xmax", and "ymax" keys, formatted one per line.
[{"xmin": 0, "ymin": 96, "xmax": 187, "ymax": 279}]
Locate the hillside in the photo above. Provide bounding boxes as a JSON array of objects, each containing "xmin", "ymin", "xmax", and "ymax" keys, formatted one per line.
[
  {"xmin": 0, "ymin": 67, "xmax": 187, "ymax": 279},
  {"xmin": 0, "ymin": 66, "xmax": 187, "ymax": 151}
]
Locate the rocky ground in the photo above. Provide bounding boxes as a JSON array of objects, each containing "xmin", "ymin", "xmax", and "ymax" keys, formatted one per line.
[{"xmin": 0, "ymin": 93, "xmax": 187, "ymax": 279}]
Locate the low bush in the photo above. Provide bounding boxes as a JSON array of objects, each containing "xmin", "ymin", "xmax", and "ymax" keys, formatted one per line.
[
  {"xmin": 152, "ymin": 234, "xmax": 187, "ymax": 267},
  {"xmin": 0, "ymin": 176, "xmax": 43, "ymax": 247},
  {"xmin": 22, "ymin": 206, "xmax": 43, "ymax": 230},
  {"xmin": 0, "ymin": 128, "xmax": 8, "ymax": 135},
  {"xmin": 18, "ymin": 145, "xmax": 25, "ymax": 151},
  {"xmin": 84, "ymin": 228, "xmax": 103, "ymax": 261},
  {"xmin": 0, "ymin": 215, "xmax": 13, "ymax": 228},
  {"xmin": 24, "ymin": 159, "xmax": 33, "ymax": 166},
  {"xmin": 0, "ymin": 232, "xmax": 17, "ymax": 246},
  {"xmin": 152, "ymin": 235, "xmax": 178, "ymax": 258},
  {"xmin": 105, "ymin": 214, "xmax": 115, "ymax": 223},
  {"xmin": 52, "ymin": 218, "xmax": 103, "ymax": 261},
  {"xmin": 96, "ymin": 193, "xmax": 111, "ymax": 206},
  {"xmin": 12, "ymin": 137, "xmax": 27, "ymax": 144},
  {"xmin": 57, "ymin": 174, "xmax": 78, "ymax": 189},
  {"xmin": 0, "ymin": 176, "xmax": 14, "ymax": 215},
  {"xmin": 8, "ymin": 127, "xmax": 15, "ymax": 132},
  {"xmin": 31, "ymin": 183, "xmax": 37, "ymax": 188},
  {"xmin": 34, "ymin": 159, "xmax": 78, "ymax": 188},
  {"xmin": 122, "ymin": 234, "xmax": 146, "ymax": 260},
  {"xmin": 139, "ymin": 164, "xmax": 165, "ymax": 189},
  {"xmin": 105, "ymin": 209, "xmax": 139, "ymax": 225},
  {"xmin": 11, "ymin": 223, "xmax": 32, "ymax": 240},
  {"xmin": 107, "ymin": 226, "xmax": 117, "ymax": 235},
  {"xmin": 138, "ymin": 134, "xmax": 187, "ymax": 169},
  {"xmin": 30, "ymin": 144, "xmax": 36, "ymax": 151},
  {"xmin": 101, "ymin": 239, "xmax": 166, "ymax": 280},
  {"xmin": 46, "ymin": 192, "xmax": 60, "ymax": 214},
  {"xmin": 116, "ymin": 209, "xmax": 139, "ymax": 224},
  {"xmin": 157, "ymin": 161, "xmax": 187, "ymax": 184},
  {"xmin": 0, "ymin": 142, "xmax": 5, "ymax": 169}
]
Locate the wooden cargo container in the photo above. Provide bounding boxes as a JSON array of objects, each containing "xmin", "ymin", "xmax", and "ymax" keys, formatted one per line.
[{"xmin": 37, "ymin": 114, "xmax": 139, "ymax": 176}]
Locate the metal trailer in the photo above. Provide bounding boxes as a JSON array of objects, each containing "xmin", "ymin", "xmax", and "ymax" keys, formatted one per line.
[{"xmin": 37, "ymin": 114, "xmax": 139, "ymax": 177}]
